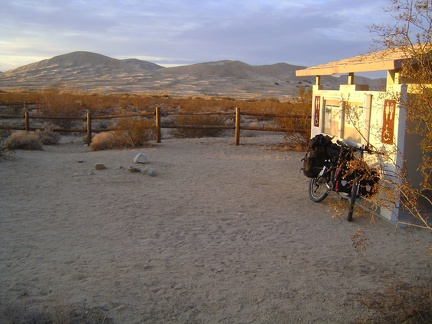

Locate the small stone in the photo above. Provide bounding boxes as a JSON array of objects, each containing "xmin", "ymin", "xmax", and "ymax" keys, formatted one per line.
[
  {"xmin": 142, "ymin": 165, "xmax": 157, "ymax": 176},
  {"xmin": 94, "ymin": 163, "xmax": 107, "ymax": 170},
  {"xmin": 133, "ymin": 153, "xmax": 147, "ymax": 164}
]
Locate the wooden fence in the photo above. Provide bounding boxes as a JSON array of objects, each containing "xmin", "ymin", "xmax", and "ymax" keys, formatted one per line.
[{"xmin": 0, "ymin": 107, "xmax": 310, "ymax": 145}]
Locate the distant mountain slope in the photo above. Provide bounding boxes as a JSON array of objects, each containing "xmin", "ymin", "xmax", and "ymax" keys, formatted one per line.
[
  {"xmin": 156, "ymin": 60, "xmax": 304, "ymax": 79},
  {"xmin": 0, "ymin": 51, "xmax": 385, "ymax": 98},
  {"xmin": 10, "ymin": 51, "xmax": 164, "ymax": 73}
]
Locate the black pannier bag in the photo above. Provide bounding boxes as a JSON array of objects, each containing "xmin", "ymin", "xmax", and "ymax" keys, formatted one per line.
[
  {"xmin": 334, "ymin": 161, "xmax": 355, "ymax": 193},
  {"xmin": 302, "ymin": 149, "xmax": 325, "ymax": 178},
  {"xmin": 302, "ymin": 134, "xmax": 336, "ymax": 178},
  {"xmin": 359, "ymin": 168, "xmax": 380, "ymax": 197},
  {"xmin": 334, "ymin": 160, "xmax": 380, "ymax": 196}
]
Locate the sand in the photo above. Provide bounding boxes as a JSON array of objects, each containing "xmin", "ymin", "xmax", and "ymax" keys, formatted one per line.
[{"xmin": 0, "ymin": 134, "xmax": 431, "ymax": 323}]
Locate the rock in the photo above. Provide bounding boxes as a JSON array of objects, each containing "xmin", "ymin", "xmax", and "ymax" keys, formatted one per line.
[
  {"xmin": 142, "ymin": 165, "xmax": 157, "ymax": 176},
  {"xmin": 133, "ymin": 153, "xmax": 147, "ymax": 164},
  {"xmin": 94, "ymin": 163, "xmax": 107, "ymax": 170},
  {"xmin": 128, "ymin": 166, "xmax": 141, "ymax": 173}
]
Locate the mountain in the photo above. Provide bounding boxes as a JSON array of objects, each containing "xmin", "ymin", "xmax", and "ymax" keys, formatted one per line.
[
  {"xmin": 0, "ymin": 51, "xmax": 384, "ymax": 99},
  {"xmin": 10, "ymin": 51, "xmax": 164, "ymax": 73},
  {"xmin": 155, "ymin": 60, "xmax": 303, "ymax": 79}
]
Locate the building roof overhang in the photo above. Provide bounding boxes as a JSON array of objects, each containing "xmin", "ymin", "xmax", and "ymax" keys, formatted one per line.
[{"xmin": 296, "ymin": 48, "xmax": 410, "ymax": 77}]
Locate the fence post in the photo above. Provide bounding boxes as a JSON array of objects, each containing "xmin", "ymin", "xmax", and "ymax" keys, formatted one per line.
[
  {"xmin": 155, "ymin": 107, "xmax": 161, "ymax": 143},
  {"xmin": 24, "ymin": 110, "xmax": 30, "ymax": 132},
  {"xmin": 86, "ymin": 111, "xmax": 92, "ymax": 145},
  {"xmin": 235, "ymin": 107, "xmax": 240, "ymax": 145}
]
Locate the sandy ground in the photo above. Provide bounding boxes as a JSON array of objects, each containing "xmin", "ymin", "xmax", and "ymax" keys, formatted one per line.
[{"xmin": 0, "ymin": 134, "xmax": 431, "ymax": 323}]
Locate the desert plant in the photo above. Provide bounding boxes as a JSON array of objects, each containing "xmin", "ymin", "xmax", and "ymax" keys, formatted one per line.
[
  {"xmin": 275, "ymin": 87, "xmax": 312, "ymax": 149},
  {"xmin": 368, "ymin": 0, "xmax": 432, "ymax": 233},
  {"xmin": 4, "ymin": 131, "xmax": 43, "ymax": 150},
  {"xmin": 359, "ymin": 280, "xmax": 432, "ymax": 323},
  {"xmin": 111, "ymin": 117, "xmax": 155, "ymax": 146},
  {"xmin": 170, "ymin": 114, "xmax": 225, "ymax": 138},
  {"xmin": 36, "ymin": 124, "xmax": 61, "ymax": 145},
  {"xmin": 90, "ymin": 117, "xmax": 155, "ymax": 150},
  {"xmin": 37, "ymin": 88, "xmax": 85, "ymax": 129},
  {"xmin": 0, "ymin": 138, "xmax": 12, "ymax": 159},
  {"xmin": 89, "ymin": 132, "xmax": 117, "ymax": 151}
]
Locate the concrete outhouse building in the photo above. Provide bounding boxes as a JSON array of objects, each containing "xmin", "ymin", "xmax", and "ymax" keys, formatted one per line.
[{"xmin": 296, "ymin": 48, "xmax": 428, "ymax": 223}]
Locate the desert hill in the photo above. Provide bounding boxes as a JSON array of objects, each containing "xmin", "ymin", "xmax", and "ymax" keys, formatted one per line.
[
  {"xmin": 0, "ymin": 51, "xmax": 384, "ymax": 99},
  {"xmin": 10, "ymin": 51, "xmax": 164, "ymax": 73},
  {"xmin": 155, "ymin": 60, "xmax": 302, "ymax": 79}
]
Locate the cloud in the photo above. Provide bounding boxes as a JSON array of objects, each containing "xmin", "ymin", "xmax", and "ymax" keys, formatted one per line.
[{"xmin": 0, "ymin": 0, "xmax": 391, "ymax": 71}]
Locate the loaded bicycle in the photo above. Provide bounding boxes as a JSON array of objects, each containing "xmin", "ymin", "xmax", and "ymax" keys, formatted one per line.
[{"xmin": 303, "ymin": 134, "xmax": 381, "ymax": 221}]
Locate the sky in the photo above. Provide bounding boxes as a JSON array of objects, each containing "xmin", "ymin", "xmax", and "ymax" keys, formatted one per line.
[{"xmin": 0, "ymin": 0, "xmax": 393, "ymax": 72}]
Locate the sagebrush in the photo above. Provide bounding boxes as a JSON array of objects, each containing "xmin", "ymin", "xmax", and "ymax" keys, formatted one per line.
[
  {"xmin": 90, "ymin": 117, "xmax": 155, "ymax": 151},
  {"xmin": 4, "ymin": 131, "xmax": 43, "ymax": 150}
]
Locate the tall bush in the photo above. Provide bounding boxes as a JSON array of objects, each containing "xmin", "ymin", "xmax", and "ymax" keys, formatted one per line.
[
  {"xmin": 275, "ymin": 87, "xmax": 311, "ymax": 150},
  {"xmin": 170, "ymin": 114, "xmax": 225, "ymax": 138}
]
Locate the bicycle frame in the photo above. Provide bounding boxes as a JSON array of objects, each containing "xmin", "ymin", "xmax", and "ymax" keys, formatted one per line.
[{"xmin": 308, "ymin": 140, "xmax": 381, "ymax": 222}]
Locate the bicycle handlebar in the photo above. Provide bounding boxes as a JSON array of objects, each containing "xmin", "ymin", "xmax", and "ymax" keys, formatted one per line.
[{"xmin": 336, "ymin": 140, "xmax": 384, "ymax": 155}]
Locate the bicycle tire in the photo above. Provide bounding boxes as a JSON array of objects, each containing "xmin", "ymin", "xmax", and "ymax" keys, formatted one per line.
[
  {"xmin": 309, "ymin": 177, "xmax": 330, "ymax": 202},
  {"xmin": 347, "ymin": 178, "xmax": 359, "ymax": 222}
]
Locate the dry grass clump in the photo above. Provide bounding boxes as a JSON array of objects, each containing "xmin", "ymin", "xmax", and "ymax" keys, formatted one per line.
[
  {"xmin": 359, "ymin": 280, "xmax": 432, "ymax": 323},
  {"xmin": 89, "ymin": 132, "xmax": 118, "ymax": 151},
  {"xmin": 4, "ymin": 131, "xmax": 43, "ymax": 150},
  {"xmin": 90, "ymin": 117, "xmax": 155, "ymax": 151}
]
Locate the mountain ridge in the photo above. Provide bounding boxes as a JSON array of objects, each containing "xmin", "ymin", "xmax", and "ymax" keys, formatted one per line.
[
  {"xmin": 8, "ymin": 51, "xmax": 164, "ymax": 73},
  {"xmin": 0, "ymin": 51, "xmax": 385, "ymax": 99}
]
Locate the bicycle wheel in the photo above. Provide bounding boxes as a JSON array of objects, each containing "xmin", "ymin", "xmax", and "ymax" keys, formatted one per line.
[
  {"xmin": 346, "ymin": 178, "xmax": 359, "ymax": 222},
  {"xmin": 309, "ymin": 176, "xmax": 330, "ymax": 202}
]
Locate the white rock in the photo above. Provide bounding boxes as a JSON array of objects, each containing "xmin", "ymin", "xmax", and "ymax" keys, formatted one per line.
[{"xmin": 133, "ymin": 153, "xmax": 147, "ymax": 164}]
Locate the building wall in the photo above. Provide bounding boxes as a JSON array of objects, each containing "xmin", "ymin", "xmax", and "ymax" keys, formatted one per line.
[{"xmin": 310, "ymin": 83, "xmax": 411, "ymax": 222}]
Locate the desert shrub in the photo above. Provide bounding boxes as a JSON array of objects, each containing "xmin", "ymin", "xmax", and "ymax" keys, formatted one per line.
[
  {"xmin": 37, "ymin": 88, "xmax": 85, "ymax": 129},
  {"xmin": 89, "ymin": 132, "xmax": 116, "ymax": 151},
  {"xmin": 4, "ymin": 131, "xmax": 43, "ymax": 150},
  {"xmin": 275, "ymin": 87, "xmax": 311, "ymax": 150},
  {"xmin": 0, "ymin": 139, "xmax": 12, "ymax": 159},
  {"xmin": 170, "ymin": 114, "xmax": 225, "ymax": 138},
  {"xmin": 112, "ymin": 117, "xmax": 155, "ymax": 146},
  {"xmin": 36, "ymin": 125, "xmax": 61, "ymax": 145},
  {"xmin": 359, "ymin": 281, "xmax": 432, "ymax": 323},
  {"xmin": 90, "ymin": 117, "xmax": 155, "ymax": 151}
]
